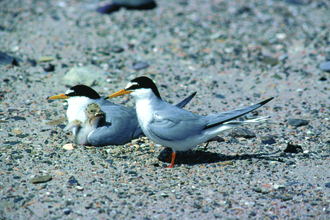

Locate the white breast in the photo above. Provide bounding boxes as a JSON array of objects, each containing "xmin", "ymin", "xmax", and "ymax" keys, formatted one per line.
[
  {"xmin": 66, "ymin": 97, "xmax": 95, "ymax": 123},
  {"xmin": 135, "ymin": 99, "xmax": 154, "ymax": 132}
]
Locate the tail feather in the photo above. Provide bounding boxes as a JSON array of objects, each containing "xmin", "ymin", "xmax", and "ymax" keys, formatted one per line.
[{"xmin": 223, "ymin": 116, "xmax": 270, "ymax": 125}]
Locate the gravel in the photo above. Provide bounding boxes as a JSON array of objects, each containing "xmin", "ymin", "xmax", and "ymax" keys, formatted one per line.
[{"xmin": 1, "ymin": 0, "xmax": 330, "ymax": 219}]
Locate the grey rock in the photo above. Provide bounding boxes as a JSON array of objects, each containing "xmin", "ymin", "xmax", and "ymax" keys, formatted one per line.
[
  {"xmin": 229, "ymin": 128, "xmax": 256, "ymax": 138},
  {"xmin": 30, "ymin": 175, "xmax": 52, "ymax": 184},
  {"xmin": 320, "ymin": 61, "xmax": 330, "ymax": 72},
  {"xmin": 284, "ymin": 142, "xmax": 303, "ymax": 153},
  {"xmin": 261, "ymin": 136, "xmax": 276, "ymax": 145},
  {"xmin": 288, "ymin": 118, "xmax": 309, "ymax": 127},
  {"xmin": 133, "ymin": 61, "xmax": 149, "ymax": 70},
  {"xmin": 215, "ymin": 94, "xmax": 225, "ymax": 99},
  {"xmin": 63, "ymin": 66, "xmax": 106, "ymax": 86},
  {"xmin": 63, "ymin": 208, "xmax": 71, "ymax": 215}
]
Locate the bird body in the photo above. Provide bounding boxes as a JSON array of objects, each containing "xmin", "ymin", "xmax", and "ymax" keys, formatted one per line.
[{"xmin": 109, "ymin": 76, "xmax": 273, "ymax": 167}]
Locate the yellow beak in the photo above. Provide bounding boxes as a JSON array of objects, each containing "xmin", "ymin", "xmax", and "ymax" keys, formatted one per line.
[
  {"xmin": 48, "ymin": 93, "xmax": 69, "ymax": 99},
  {"xmin": 108, "ymin": 89, "xmax": 132, "ymax": 99}
]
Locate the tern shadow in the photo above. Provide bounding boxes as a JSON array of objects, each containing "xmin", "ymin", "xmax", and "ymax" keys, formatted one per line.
[{"xmin": 157, "ymin": 147, "xmax": 283, "ymax": 167}]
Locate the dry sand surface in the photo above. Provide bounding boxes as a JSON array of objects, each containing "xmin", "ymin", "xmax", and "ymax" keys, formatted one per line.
[{"xmin": 1, "ymin": 0, "xmax": 330, "ymax": 219}]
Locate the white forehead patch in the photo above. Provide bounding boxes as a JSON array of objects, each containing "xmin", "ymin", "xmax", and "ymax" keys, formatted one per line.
[
  {"xmin": 125, "ymin": 82, "xmax": 138, "ymax": 90},
  {"xmin": 65, "ymin": 89, "xmax": 74, "ymax": 95}
]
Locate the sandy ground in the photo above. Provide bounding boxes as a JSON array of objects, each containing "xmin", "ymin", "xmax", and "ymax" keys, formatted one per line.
[{"xmin": 1, "ymin": 0, "xmax": 330, "ymax": 219}]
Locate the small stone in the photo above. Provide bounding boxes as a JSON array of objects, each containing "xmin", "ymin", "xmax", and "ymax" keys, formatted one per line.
[
  {"xmin": 320, "ymin": 61, "xmax": 330, "ymax": 72},
  {"xmin": 3, "ymin": 141, "xmax": 21, "ymax": 145},
  {"xmin": 215, "ymin": 94, "xmax": 225, "ymax": 99},
  {"xmin": 262, "ymin": 138, "xmax": 276, "ymax": 145},
  {"xmin": 68, "ymin": 176, "xmax": 79, "ymax": 186},
  {"xmin": 284, "ymin": 142, "xmax": 303, "ymax": 153},
  {"xmin": 272, "ymin": 73, "xmax": 283, "ymax": 80},
  {"xmin": 229, "ymin": 128, "xmax": 256, "ymax": 139},
  {"xmin": 43, "ymin": 64, "xmax": 55, "ymax": 72},
  {"xmin": 30, "ymin": 175, "xmax": 52, "ymax": 184},
  {"xmin": 63, "ymin": 143, "xmax": 74, "ymax": 150},
  {"xmin": 319, "ymin": 76, "xmax": 327, "ymax": 81},
  {"xmin": 63, "ymin": 208, "xmax": 71, "ymax": 215},
  {"xmin": 275, "ymin": 33, "xmax": 286, "ymax": 40},
  {"xmin": 325, "ymin": 182, "xmax": 330, "ymax": 188},
  {"xmin": 39, "ymin": 56, "xmax": 55, "ymax": 62},
  {"xmin": 10, "ymin": 116, "xmax": 26, "ymax": 121},
  {"xmin": 65, "ymin": 199, "xmax": 75, "ymax": 205},
  {"xmin": 16, "ymin": 133, "xmax": 29, "ymax": 138},
  {"xmin": 75, "ymin": 186, "xmax": 84, "ymax": 191},
  {"xmin": 262, "ymin": 56, "xmax": 278, "ymax": 66},
  {"xmin": 281, "ymin": 195, "xmax": 292, "ymax": 201},
  {"xmin": 274, "ymin": 184, "xmax": 285, "ymax": 190},
  {"xmin": 288, "ymin": 118, "xmax": 309, "ymax": 127},
  {"xmin": 133, "ymin": 61, "xmax": 149, "ymax": 70},
  {"xmin": 160, "ymin": 192, "xmax": 169, "ymax": 198},
  {"xmin": 229, "ymin": 137, "xmax": 239, "ymax": 144},
  {"xmin": 111, "ymin": 46, "xmax": 124, "ymax": 53},
  {"xmin": 253, "ymin": 188, "xmax": 262, "ymax": 193},
  {"xmin": 286, "ymin": 160, "xmax": 295, "ymax": 165}
]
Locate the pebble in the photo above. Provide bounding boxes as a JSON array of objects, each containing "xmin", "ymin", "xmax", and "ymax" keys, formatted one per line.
[
  {"xmin": 281, "ymin": 196, "xmax": 293, "ymax": 201},
  {"xmin": 30, "ymin": 175, "xmax": 52, "ymax": 184},
  {"xmin": 262, "ymin": 56, "xmax": 278, "ymax": 66},
  {"xmin": 274, "ymin": 184, "xmax": 285, "ymax": 190},
  {"xmin": 215, "ymin": 94, "xmax": 226, "ymax": 99},
  {"xmin": 319, "ymin": 76, "xmax": 327, "ymax": 81},
  {"xmin": 261, "ymin": 136, "xmax": 276, "ymax": 145},
  {"xmin": 43, "ymin": 64, "xmax": 55, "ymax": 72},
  {"xmin": 10, "ymin": 116, "xmax": 26, "ymax": 121},
  {"xmin": 63, "ymin": 143, "xmax": 74, "ymax": 150},
  {"xmin": 325, "ymin": 182, "xmax": 330, "ymax": 188},
  {"xmin": 319, "ymin": 61, "xmax": 330, "ymax": 72},
  {"xmin": 39, "ymin": 56, "xmax": 55, "ymax": 62},
  {"xmin": 63, "ymin": 208, "xmax": 71, "ymax": 215},
  {"xmin": 75, "ymin": 186, "xmax": 84, "ymax": 191},
  {"xmin": 284, "ymin": 142, "xmax": 303, "ymax": 153},
  {"xmin": 133, "ymin": 61, "xmax": 149, "ymax": 70},
  {"xmin": 111, "ymin": 46, "xmax": 124, "ymax": 53},
  {"xmin": 67, "ymin": 176, "xmax": 79, "ymax": 187},
  {"xmin": 229, "ymin": 128, "xmax": 256, "ymax": 139},
  {"xmin": 288, "ymin": 118, "xmax": 309, "ymax": 127}
]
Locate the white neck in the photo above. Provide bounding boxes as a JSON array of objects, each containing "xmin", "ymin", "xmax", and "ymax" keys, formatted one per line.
[{"xmin": 131, "ymin": 89, "xmax": 160, "ymax": 132}]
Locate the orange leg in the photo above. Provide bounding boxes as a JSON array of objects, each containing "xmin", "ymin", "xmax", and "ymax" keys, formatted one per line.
[{"xmin": 166, "ymin": 151, "xmax": 176, "ymax": 168}]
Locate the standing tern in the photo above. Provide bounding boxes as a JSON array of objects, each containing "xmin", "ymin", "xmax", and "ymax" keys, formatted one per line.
[
  {"xmin": 48, "ymin": 84, "xmax": 196, "ymax": 146},
  {"xmin": 108, "ymin": 76, "xmax": 273, "ymax": 168}
]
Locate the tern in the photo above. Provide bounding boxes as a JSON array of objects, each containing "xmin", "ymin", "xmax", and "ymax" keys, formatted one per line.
[
  {"xmin": 108, "ymin": 76, "xmax": 273, "ymax": 167},
  {"xmin": 48, "ymin": 84, "xmax": 196, "ymax": 146}
]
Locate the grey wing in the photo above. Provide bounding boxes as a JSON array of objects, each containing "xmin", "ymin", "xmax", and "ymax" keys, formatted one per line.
[
  {"xmin": 174, "ymin": 92, "xmax": 196, "ymax": 109},
  {"xmin": 204, "ymin": 97, "xmax": 273, "ymax": 129},
  {"xmin": 88, "ymin": 102, "xmax": 143, "ymax": 146},
  {"xmin": 147, "ymin": 104, "xmax": 205, "ymax": 141},
  {"xmin": 88, "ymin": 123, "xmax": 142, "ymax": 146}
]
